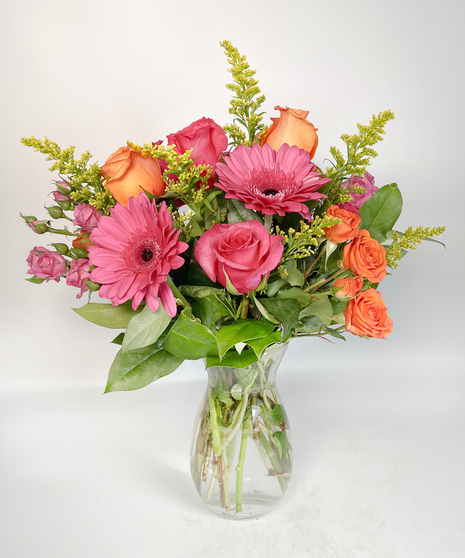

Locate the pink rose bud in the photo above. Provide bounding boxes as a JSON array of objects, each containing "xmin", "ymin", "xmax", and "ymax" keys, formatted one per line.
[
  {"xmin": 55, "ymin": 181, "xmax": 70, "ymax": 195},
  {"xmin": 339, "ymin": 172, "xmax": 378, "ymax": 215},
  {"xmin": 46, "ymin": 206, "xmax": 65, "ymax": 219},
  {"xmin": 53, "ymin": 191, "xmax": 70, "ymax": 202},
  {"xmin": 73, "ymin": 203, "xmax": 102, "ymax": 234},
  {"xmin": 66, "ymin": 258, "xmax": 93, "ymax": 298},
  {"xmin": 28, "ymin": 220, "xmax": 50, "ymax": 234},
  {"xmin": 27, "ymin": 246, "xmax": 67, "ymax": 282}
]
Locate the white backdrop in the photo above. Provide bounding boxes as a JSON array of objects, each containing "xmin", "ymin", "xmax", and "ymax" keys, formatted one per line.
[{"xmin": 1, "ymin": 1, "xmax": 464, "ymax": 556}]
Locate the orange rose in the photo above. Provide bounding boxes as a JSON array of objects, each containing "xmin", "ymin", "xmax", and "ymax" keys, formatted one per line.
[
  {"xmin": 343, "ymin": 288, "xmax": 393, "ymax": 338},
  {"xmin": 333, "ymin": 276, "xmax": 363, "ymax": 299},
  {"xmin": 100, "ymin": 146, "xmax": 165, "ymax": 206},
  {"xmin": 260, "ymin": 106, "xmax": 319, "ymax": 159},
  {"xmin": 73, "ymin": 234, "xmax": 93, "ymax": 251},
  {"xmin": 323, "ymin": 205, "xmax": 361, "ymax": 243},
  {"xmin": 343, "ymin": 229, "xmax": 387, "ymax": 283}
]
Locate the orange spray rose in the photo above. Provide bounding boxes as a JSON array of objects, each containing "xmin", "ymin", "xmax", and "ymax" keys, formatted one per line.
[
  {"xmin": 343, "ymin": 288, "xmax": 393, "ymax": 338},
  {"xmin": 342, "ymin": 229, "xmax": 387, "ymax": 283},
  {"xmin": 333, "ymin": 276, "xmax": 364, "ymax": 299},
  {"xmin": 261, "ymin": 106, "xmax": 319, "ymax": 159},
  {"xmin": 100, "ymin": 146, "xmax": 165, "ymax": 206},
  {"xmin": 323, "ymin": 205, "xmax": 361, "ymax": 243}
]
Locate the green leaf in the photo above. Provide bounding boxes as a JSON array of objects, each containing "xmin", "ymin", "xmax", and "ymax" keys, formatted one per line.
[
  {"xmin": 206, "ymin": 348, "xmax": 259, "ymax": 370},
  {"xmin": 226, "ymin": 199, "xmax": 263, "ymax": 224},
  {"xmin": 247, "ymin": 332, "xmax": 282, "ymax": 358},
  {"xmin": 258, "ymin": 298, "xmax": 300, "ymax": 341},
  {"xmin": 266, "ymin": 279, "xmax": 288, "ymax": 297},
  {"xmin": 216, "ymin": 319, "xmax": 276, "ymax": 360},
  {"xmin": 276, "ymin": 287, "xmax": 313, "ymax": 307},
  {"xmin": 271, "ymin": 404, "xmax": 285, "ymax": 424},
  {"xmin": 111, "ymin": 333, "xmax": 124, "ymax": 345},
  {"xmin": 325, "ymin": 328, "xmax": 346, "ymax": 340},
  {"xmin": 282, "ymin": 261, "xmax": 304, "ymax": 287},
  {"xmin": 330, "ymin": 297, "xmax": 348, "ymax": 315},
  {"xmin": 179, "ymin": 285, "xmax": 225, "ymax": 299},
  {"xmin": 298, "ymin": 314, "xmax": 324, "ymax": 333},
  {"xmin": 300, "ymin": 296, "xmax": 333, "ymax": 327},
  {"xmin": 73, "ymin": 302, "xmax": 143, "ymax": 329},
  {"xmin": 253, "ymin": 296, "xmax": 280, "ymax": 324},
  {"xmin": 272, "ymin": 431, "xmax": 288, "ymax": 459},
  {"xmin": 122, "ymin": 303, "xmax": 171, "ymax": 353},
  {"xmin": 359, "ymin": 183, "xmax": 403, "ymax": 243},
  {"xmin": 163, "ymin": 309, "xmax": 218, "ymax": 360},
  {"xmin": 105, "ymin": 346, "xmax": 183, "ymax": 393}
]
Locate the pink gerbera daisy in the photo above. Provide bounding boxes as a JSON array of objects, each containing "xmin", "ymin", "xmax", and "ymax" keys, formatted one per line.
[
  {"xmin": 215, "ymin": 143, "xmax": 331, "ymax": 219},
  {"xmin": 88, "ymin": 194, "xmax": 188, "ymax": 317}
]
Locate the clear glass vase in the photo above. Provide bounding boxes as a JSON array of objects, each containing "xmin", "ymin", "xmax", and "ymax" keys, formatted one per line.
[{"xmin": 190, "ymin": 343, "xmax": 292, "ymax": 519}]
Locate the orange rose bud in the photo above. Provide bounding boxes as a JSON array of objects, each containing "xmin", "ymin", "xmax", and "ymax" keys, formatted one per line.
[
  {"xmin": 323, "ymin": 205, "xmax": 361, "ymax": 243},
  {"xmin": 333, "ymin": 276, "xmax": 363, "ymax": 299},
  {"xmin": 101, "ymin": 146, "xmax": 165, "ymax": 206},
  {"xmin": 261, "ymin": 106, "xmax": 319, "ymax": 159},
  {"xmin": 343, "ymin": 288, "xmax": 393, "ymax": 338},
  {"xmin": 342, "ymin": 229, "xmax": 387, "ymax": 283},
  {"xmin": 73, "ymin": 234, "xmax": 93, "ymax": 251}
]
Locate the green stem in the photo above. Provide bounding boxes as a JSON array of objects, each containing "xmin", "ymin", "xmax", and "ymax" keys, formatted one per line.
[
  {"xmin": 208, "ymin": 387, "xmax": 222, "ymax": 455},
  {"xmin": 259, "ymin": 432, "xmax": 288, "ymax": 493},
  {"xmin": 305, "ymin": 269, "xmax": 344, "ymax": 293},
  {"xmin": 264, "ymin": 214, "xmax": 273, "ymax": 232},
  {"xmin": 235, "ymin": 421, "xmax": 248, "ymax": 513},
  {"xmin": 304, "ymin": 245, "xmax": 326, "ymax": 278}
]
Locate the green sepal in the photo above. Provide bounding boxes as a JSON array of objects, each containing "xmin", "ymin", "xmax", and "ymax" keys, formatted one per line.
[
  {"xmin": 104, "ymin": 345, "xmax": 183, "ymax": 393},
  {"xmin": 26, "ymin": 275, "xmax": 47, "ymax": 284},
  {"xmin": 73, "ymin": 302, "xmax": 143, "ymax": 329}
]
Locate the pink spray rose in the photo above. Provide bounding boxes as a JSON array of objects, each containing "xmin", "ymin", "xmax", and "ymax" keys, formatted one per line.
[
  {"xmin": 27, "ymin": 246, "xmax": 67, "ymax": 282},
  {"xmin": 66, "ymin": 258, "xmax": 92, "ymax": 298},
  {"xmin": 194, "ymin": 220, "xmax": 283, "ymax": 293},
  {"xmin": 167, "ymin": 117, "xmax": 228, "ymax": 185},
  {"xmin": 73, "ymin": 203, "xmax": 102, "ymax": 234},
  {"xmin": 339, "ymin": 172, "xmax": 378, "ymax": 214}
]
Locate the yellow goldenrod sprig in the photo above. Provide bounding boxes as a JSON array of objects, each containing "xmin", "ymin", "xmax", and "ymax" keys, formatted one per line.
[
  {"xmin": 128, "ymin": 142, "xmax": 212, "ymax": 207},
  {"xmin": 221, "ymin": 40, "xmax": 266, "ymax": 146},
  {"xmin": 276, "ymin": 216, "xmax": 341, "ymax": 262},
  {"xmin": 20, "ymin": 135, "xmax": 115, "ymax": 214},
  {"xmin": 325, "ymin": 110, "xmax": 395, "ymax": 180},
  {"xmin": 386, "ymin": 226, "xmax": 446, "ymax": 268}
]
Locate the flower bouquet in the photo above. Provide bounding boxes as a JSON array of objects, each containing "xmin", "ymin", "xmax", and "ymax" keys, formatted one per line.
[{"xmin": 21, "ymin": 41, "xmax": 445, "ymax": 518}]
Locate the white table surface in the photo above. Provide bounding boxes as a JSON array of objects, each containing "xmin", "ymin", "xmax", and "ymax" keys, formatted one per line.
[{"xmin": 2, "ymin": 356, "xmax": 464, "ymax": 558}]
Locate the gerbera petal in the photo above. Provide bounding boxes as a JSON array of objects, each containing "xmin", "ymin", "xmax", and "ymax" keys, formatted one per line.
[{"xmin": 88, "ymin": 193, "xmax": 187, "ymax": 313}]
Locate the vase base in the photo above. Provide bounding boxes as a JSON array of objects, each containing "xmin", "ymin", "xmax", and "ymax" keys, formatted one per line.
[{"xmin": 201, "ymin": 492, "xmax": 284, "ymax": 520}]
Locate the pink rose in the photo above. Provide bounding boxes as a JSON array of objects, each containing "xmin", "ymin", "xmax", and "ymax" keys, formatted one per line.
[
  {"xmin": 27, "ymin": 246, "xmax": 67, "ymax": 282},
  {"xmin": 339, "ymin": 172, "xmax": 378, "ymax": 215},
  {"xmin": 194, "ymin": 221, "xmax": 283, "ymax": 293},
  {"xmin": 73, "ymin": 203, "xmax": 102, "ymax": 234},
  {"xmin": 66, "ymin": 258, "xmax": 92, "ymax": 298},
  {"xmin": 167, "ymin": 117, "xmax": 228, "ymax": 185}
]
